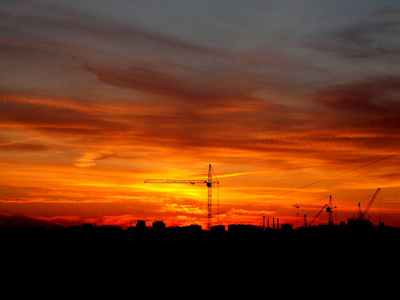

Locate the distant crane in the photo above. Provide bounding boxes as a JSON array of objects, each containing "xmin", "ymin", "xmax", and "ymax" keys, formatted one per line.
[
  {"xmin": 358, "ymin": 188, "xmax": 380, "ymax": 221},
  {"xmin": 293, "ymin": 195, "xmax": 336, "ymax": 226},
  {"xmin": 349, "ymin": 188, "xmax": 381, "ymax": 225},
  {"xmin": 302, "ymin": 205, "xmax": 328, "ymax": 228},
  {"xmin": 144, "ymin": 164, "xmax": 219, "ymax": 230}
]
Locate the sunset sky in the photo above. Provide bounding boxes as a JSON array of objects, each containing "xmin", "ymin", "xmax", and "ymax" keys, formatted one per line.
[{"xmin": 1, "ymin": 0, "xmax": 400, "ymax": 229}]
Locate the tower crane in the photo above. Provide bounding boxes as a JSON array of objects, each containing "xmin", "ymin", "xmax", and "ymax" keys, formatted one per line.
[
  {"xmin": 293, "ymin": 195, "xmax": 336, "ymax": 226},
  {"xmin": 144, "ymin": 164, "xmax": 219, "ymax": 230}
]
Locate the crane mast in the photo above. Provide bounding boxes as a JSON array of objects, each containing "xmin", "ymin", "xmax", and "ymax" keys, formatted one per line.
[
  {"xmin": 144, "ymin": 164, "xmax": 219, "ymax": 230},
  {"xmin": 207, "ymin": 164, "xmax": 212, "ymax": 231}
]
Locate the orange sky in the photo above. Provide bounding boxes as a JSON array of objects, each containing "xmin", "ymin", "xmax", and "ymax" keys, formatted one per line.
[{"xmin": 1, "ymin": 1, "xmax": 400, "ymax": 229}]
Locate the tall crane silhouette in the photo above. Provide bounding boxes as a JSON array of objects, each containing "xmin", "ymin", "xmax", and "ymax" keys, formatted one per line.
[
  {"xmin": 293, "ymin": 195, "xmax": 336, "ymax": 226},
  {"xmin": 144, "ymin": 164, "xmax": 219, "ymax": 230}
]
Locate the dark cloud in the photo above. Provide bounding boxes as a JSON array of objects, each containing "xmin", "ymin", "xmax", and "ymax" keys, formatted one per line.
[
  {"xmin": 0, "ymin": 3, "xmax": 225, "ymax": 103},
  {"xmin": 0, "ymin": 142, "xmax": 49, "ymax": 152},
  {"xmin": 0, "ymin": 4, "xmax": 217, "ymax": 58},
  {"xmin": 1, "ymin": 3, "xmax": 314, "ymax": 103},
  {"xmin": 305, "ymin": 20, "xmax": 400, "ymax": 59},
  {"xmin": 309, "ymin": 75, "xmax": 400, "ymax": 152},
  {"xmin": 83, "ymin": 63, "xmax": 260, "ymax": 108},
  {"xmin": 313, "ymin": 75, "xmax": 400, "ymax": 115},
  {"xmin": 0, "ymin": 213, "xmax": 59, "ymax": 227},
  {"xmin": 0, "ymin": 98, "xmax": 128, "ymax": 136},
  {"xmin": 370, "ymin": 6, "xmax": 400, "ymax": 17}
]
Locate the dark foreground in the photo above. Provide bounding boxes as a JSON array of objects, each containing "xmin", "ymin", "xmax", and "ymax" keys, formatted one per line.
[
  {"xmin": 2, "ymin": 224, "xmax": 399, "ymax": 250},
  {"xmin": 2, "ymin": 224, "xmax": 399, "ymax": 277}
]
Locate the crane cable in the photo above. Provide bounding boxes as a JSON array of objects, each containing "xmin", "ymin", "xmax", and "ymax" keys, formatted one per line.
[{"xmin": 281, "ymin": 150, "xmax": 400, "ymax": 196}]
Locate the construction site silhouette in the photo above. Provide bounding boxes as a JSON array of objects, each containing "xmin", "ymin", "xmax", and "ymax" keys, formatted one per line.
[
  {"xmin": 1, "ymin": 219, "xmax": 399, "ymax": 247},
  {"xmin": 2, "ymin": 221, "xmax": 399, "ymax": 270}
]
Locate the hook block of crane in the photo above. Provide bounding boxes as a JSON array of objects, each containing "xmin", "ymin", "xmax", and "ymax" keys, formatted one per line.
[{"xmin": 144, "ymin": 164, "xmax": 219, "ymax": 230}]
